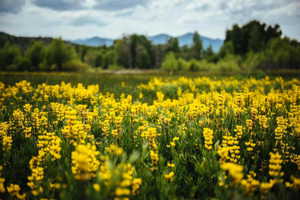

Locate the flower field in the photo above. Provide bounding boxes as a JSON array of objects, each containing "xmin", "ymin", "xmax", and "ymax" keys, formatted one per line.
[{"xmin": 0, "ymin": 75, "xmax": 300, "ymax": 200}]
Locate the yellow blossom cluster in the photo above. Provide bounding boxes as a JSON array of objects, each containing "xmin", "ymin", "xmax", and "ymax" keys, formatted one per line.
[
  {"xmin": 221, "ymin": 162, "xmax": 244, "ymax": 183},
  {"xmin": 0, "ymin": 122, "xmax": 12, "ymax": 151},
  {"xmin": 71, "ymin": 144, "xmax": 100, "ymax": 180},
  {"xmin": 269, "ymin": 152, "xmax": 284, "ymax": 178},
  {"xmin": 97, "ymin": 160, "xmax": 142, "ymax": 199},
  {"xmin": 203, "ymin": 128, "xmax": 214, "ymax": 150},
  {"xmin": 37, "ymin": 132, "xmax": 61, "ymax": 160},
  {"xmin": 7, "ymin": 184, "xmax": 26, "ymax": 200},
  {"xmin": 218, "ymin": 133, "xmax": 240, "ymax": 163}
]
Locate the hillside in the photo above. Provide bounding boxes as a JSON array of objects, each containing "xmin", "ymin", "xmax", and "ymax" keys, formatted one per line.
[{"xmin": 0, "ymin": 32, "xmax": 54, "ymax": 49}]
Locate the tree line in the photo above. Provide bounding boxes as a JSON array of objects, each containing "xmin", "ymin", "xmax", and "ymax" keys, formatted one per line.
[{"xmin": 0, "ymin": 20, "xmax": 300, "ymax": 72}]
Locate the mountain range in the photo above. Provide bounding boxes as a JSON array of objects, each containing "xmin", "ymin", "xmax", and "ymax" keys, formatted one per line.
[
  {"xmin": 72, "ymin": 33, "xmax": 224, "ymax": 52},
  {"xmin": 0, "ymin": 31, "xmax": 223, "ymax": 52}
]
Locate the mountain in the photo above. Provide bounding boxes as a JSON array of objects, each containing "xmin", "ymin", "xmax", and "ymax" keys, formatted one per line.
[
  {"xmin": 0, "ymin": 31, "xmax": 223, "ymax": 52},
  {"xmin": 72, "ymin": 33, "xmax": 224, "ymax": 52},
  {"xmin": 148, "ymin": 34, "xmax": 171, "ymax": 45},
  {"xmin": 72, "ymin": 36, "xmax": 113, "ymax": 47},
  {"xmin": 150, "ymin": 33, "xmax": 223, "ymax": 52}
]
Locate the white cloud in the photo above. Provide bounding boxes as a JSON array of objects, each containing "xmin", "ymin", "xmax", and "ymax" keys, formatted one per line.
[{"xmin": 0, "ymin": 0, "xmax": 299, "ymax": 40}]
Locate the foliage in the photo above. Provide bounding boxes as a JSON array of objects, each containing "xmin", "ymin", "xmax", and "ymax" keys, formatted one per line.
[
  {"xmin": 0, "ymin": 43, "xmax": 22, "ymax": 71},
  {"xmin": 161, "ymin": 52, "xmax": 179, "ymax": 72},
  {"xmin": 115, "ymin": 34, "xmax": 153, "ymax": 69},
  {"xmin": 26, "ymin": 41, "xmax": 45, "ymax": 71},
  {"xmin": 62, "ymin": 60, "xmax": 90, "ymax": 72},
  {"xmin": 0, "ymin": 20, "xmax": 299, "ymax": 72},
  {"xmin": 242, "ymin": 38, "xmax": 300, "ymax": 70},
  {"xmin": 44, "ymin": 39, "xmax": 77, "ymax": 71},
  {"xmin": 191, "ymin": 31, "xmax": 203, "ymax": 59},
  {"xmin": 215, "ymin": 54, "xmax": 241, "ymax": 73},
  {"xmin": 108, "ymin": 64, "xmax": 123, "ymax": 70},
  {"xmin": 225, "ymin": 20, "xmax": 282, "ymax": 55},
  {"xmin": 0, "ymin": 76, "xmax": 299, "ymax": 200}
]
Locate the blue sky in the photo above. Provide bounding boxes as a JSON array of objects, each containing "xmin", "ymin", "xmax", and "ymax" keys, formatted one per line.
[{"xmin": 0, "ymin": 0, "xmax": 299, "ymax": 40}]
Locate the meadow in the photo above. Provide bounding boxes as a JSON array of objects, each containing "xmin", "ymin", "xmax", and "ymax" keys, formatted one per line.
[{"xmin": 0, "ymin": 72, "xmax": 300, "ymax": 200}]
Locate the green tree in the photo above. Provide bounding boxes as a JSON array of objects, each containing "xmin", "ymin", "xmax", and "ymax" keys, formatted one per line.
[
  {"xmin": 203, "ymin": 45, "xmax": 214, "ymax": 61},
  {"xmin": 45, "ymin": 38, "xmax": 76, "ymax": 71},
  {"xmin": 225, "ymin": 20, "xmax": 282, "ymax": 55},
  {"xmin": 95, "ymin": 52, "xmax": 104, "ymax": 68},
  {"xmin": 0, "ymin": 43, "xmax": 22, "ymax": 70},
  {"xmin": 191, "ymin": 32, "xmax": 203, "ymax": 59},
  {"xmin": 115, "ymin": 34, "xmax": 153, "ymax": 69},
  {"xmin": 26, "ymin": 41, "xmax": 45, "ymax": 71},
  {"xmin": 16, "ymin": 56, "xmax": 31, "ymax": 71},
  {"xmin": 166, "ymin": 37, "xmax": 180, "ymax": 53},
  {"xmin": 161, "ymin": 52, "xmax": 178, "ymax": 72},
  {"xmin": 115, "ymin": 38, "xmax": 131, "ymax": 68},
  {"xmin": 103, "ymin": 50, "xmax": 116, "ymax": 69},
  {"xmin": 153, "ymin": 44, "xmax": 165, "ymax": 68},
  {"xmin": 219, "ymin": 42, "xmax": 234, "ymax": 58}
]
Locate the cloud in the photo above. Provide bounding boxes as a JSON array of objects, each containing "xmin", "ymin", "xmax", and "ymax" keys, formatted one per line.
[
  {"xmin": 32, "ymin": 0, "xmax": 87, "ymax": 11},
  {"xmin": 114, "ymin": 10, "xmax": 134, "ymax": 17},
  {"xmin": 0, "ymin": 0, "xmax": 26, "ymax": 14},
  {"xmin": 71, "ymin": 15, "xmax": 106, "ymax": 26},
  {"xmin": 94, "ymin": 0, "xmax": 149, "ymax": 11},
  {"xmin": 0, "ymin": 0, "xmax": 299, "ymax": 41}
]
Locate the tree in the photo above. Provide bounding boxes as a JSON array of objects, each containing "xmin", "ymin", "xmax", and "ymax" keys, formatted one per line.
[
  {"xmin": 115, "ymin": 38, "xmax": 131, "ymax": 68},
  {"xmin": 26, "ymin": 41, "xmax": 45, "ymax": 71},
  {"xmin": 166, "ymin": 37, "xmax": 180, "ymax": 53},
  {"xmin": 219, "ymin": 42, "xmax": 234, "ymax": 58},
  {"xmin": 103, "ymin": 50, "xmax": 116, "ymax": 69},
  {"xmin": 0, "ymin": 43, "xmax": 22, "ymax": 70},
  {"xmin": 225, "ymin": 20, "xmax": 282, "ymax": 55},
  {"xmin": 94, "ymin": 52, "xmax": 104, "ymax": 68},
  {"xmin": 115, "ymin": 34, "xmax": 153, "ymax": 69},
  {"xmin": 161, "ymin": 52, "xmax": 179, "ymax": 72},
  {"xmin": 16, "ymin": 56, "xmax": 31, "ymax": 71},
  {"xmin": 153, "ymin": 44, "xmax": 166, "ymax": 68},
  {"xmin": 203, "ymin": 45, "xmax": 214, "ymax": 59},
  {"xmin": 191, "ymin": 32, "xmax": 203, "ymax": 59},
  {"xmin": 45, "ymin": 38, "xmax": 76, "ymax": 71}
]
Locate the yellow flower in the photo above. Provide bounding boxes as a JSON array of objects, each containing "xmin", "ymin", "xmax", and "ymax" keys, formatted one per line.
[
  {"xmin": 164, "ymin": 171, "xmax": 175, "ymax": 180},
  {"xmin": 93, "ymin": 183, "xmax": 100, "ymax": 192},
  {"xmin": 115, "ymin": 187, "xmax": 131, "ymax": 196},
  {"xmin": 221, "ymin": 162, "xmax": 243, "ymax": 183},
  {"xmin": 167, "ymin": 162, "xmax": 175, "ymax": 168},
  {"xmin": 72, "ymin": 144, "xmax": 100, "ymax": 180},
  {"xmin": 269, "ymin": 152, "xmax": 284, "ymax": 178},
  {"xmin": 105, "ymin": 144, "xmax": 124, "ymax": 156},
  {"xmin": 203, "ymin": 128, "xmax": 214, "ymax": 150}
]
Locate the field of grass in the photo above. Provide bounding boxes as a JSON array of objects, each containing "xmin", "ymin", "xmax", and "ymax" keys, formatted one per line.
[{"xmin": 0, "ymin": 72, "xmax": 300, "ymax": 200}]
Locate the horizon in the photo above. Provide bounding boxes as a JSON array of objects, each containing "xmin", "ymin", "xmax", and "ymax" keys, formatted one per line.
[
  {"xmin": 0, "ymin": 0, "xmax": 300, "ymax": 41},
  {"xmin": 1, "ymin": 31, "xmax": 225, "ymax": 41}
]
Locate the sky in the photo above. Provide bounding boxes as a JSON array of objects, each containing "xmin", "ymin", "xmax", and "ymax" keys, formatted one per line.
[{"xmin": 0, "ymin": 0, "xmax": 299, "ymax": 40}]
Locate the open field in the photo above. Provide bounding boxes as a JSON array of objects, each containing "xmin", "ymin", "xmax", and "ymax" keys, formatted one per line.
[{"xmin": 0, "ymin": 72, "xmax": 300, "ymax": 200}]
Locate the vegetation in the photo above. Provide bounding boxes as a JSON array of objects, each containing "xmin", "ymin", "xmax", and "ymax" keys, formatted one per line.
[
  {"xmin": 1, "ymin": 20, "xmax": 299, "ymax": 72},
  {"xmin": 0, "ymin": 75, "xmax": 299, "ymax": 200}
]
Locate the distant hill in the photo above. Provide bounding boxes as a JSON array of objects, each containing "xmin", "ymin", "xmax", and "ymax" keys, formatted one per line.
[
  {"xmin": 72, "ymin": 36, "xmax": 113, "ymax": 47},
  {"xmin": 0, "ymin": 32, "xmax": 54, "ymax": 49},
  {"xmin": 71, "ymin": 33, "xmax": 224, "ymax": 52},
  {"xmin": 0, "ymin": 31, "xmax": 224, "ymax": 52},
  {"xmin": 148, "ymin": 34, "xmax": 171, "ymax": 45},
  {"xmin": 149, "ymin": 33, "xmax": 223, "ymax": 52},
  {"xmin": 178, "ymin": 33, "xmax": 223, "ymax": 52}
]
